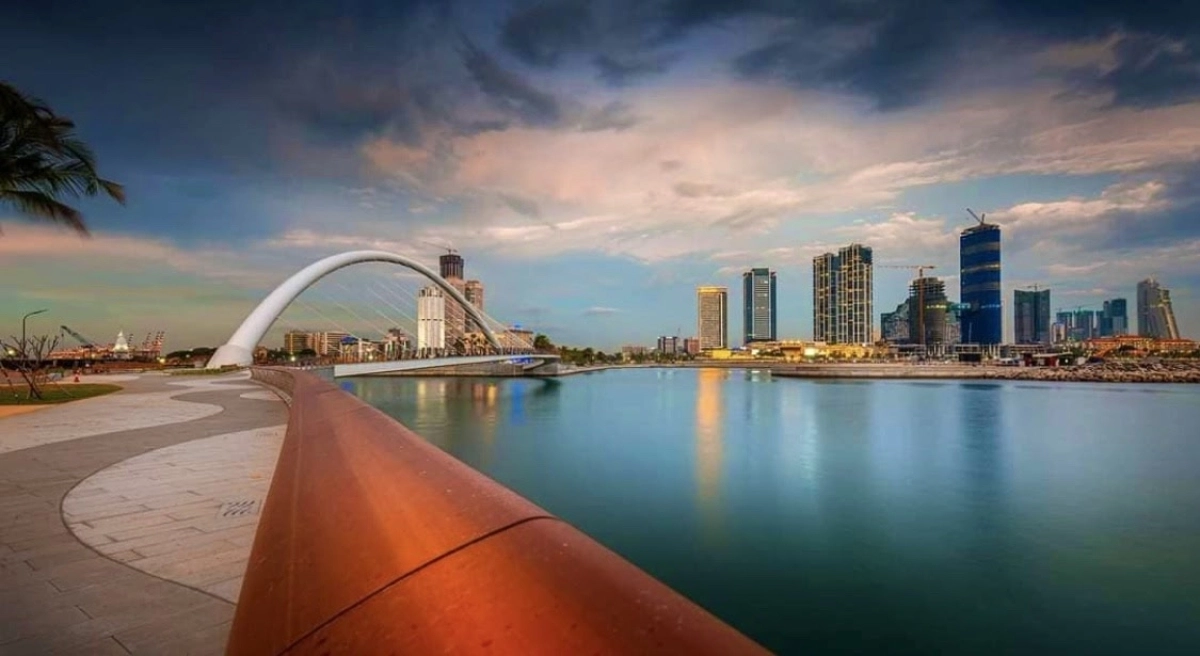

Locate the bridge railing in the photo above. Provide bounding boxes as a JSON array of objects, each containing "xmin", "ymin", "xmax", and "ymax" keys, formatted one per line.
[{"xmin": 230, "ymin": 367, "xmax": 766, "ymax": 655}]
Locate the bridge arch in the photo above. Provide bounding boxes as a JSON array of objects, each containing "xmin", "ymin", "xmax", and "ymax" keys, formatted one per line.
[{"xmin": 206, "ymin": 250, "xmax": 501, "ymax": 368}]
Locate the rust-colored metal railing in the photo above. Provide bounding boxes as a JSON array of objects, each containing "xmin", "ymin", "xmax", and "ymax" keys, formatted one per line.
[{"xmin": 229, "ymin": 368, "xmax": 767, "ymax": 655}]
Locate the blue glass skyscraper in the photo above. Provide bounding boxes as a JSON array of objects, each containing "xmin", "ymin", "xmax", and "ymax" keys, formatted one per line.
[
  {"xmin": 960, "ymin": 222, "xmax": 1002, "ymax": 345},
  {"xmin": 742, "ymin": 267, "xmax": 777, "ymax": 344}
]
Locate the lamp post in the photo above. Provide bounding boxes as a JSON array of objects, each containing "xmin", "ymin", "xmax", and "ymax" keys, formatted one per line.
[{"xmin": 21, "ymin": 309, "xmax": 48, "ymax": 360}]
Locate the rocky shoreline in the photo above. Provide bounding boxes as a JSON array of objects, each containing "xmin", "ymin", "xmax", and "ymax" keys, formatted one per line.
[{"xmin": 772, "ymin": 361, "xmax": 1200, "ymax": 384}]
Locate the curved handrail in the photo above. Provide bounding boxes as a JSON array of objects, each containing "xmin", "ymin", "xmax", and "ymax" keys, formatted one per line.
[{"xmin": 229, "ymin": 368, "xmax": 767, "ymax": 655}]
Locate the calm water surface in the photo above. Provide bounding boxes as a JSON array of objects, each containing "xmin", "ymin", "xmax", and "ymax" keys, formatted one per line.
[{"xmin": 344, "ymin": 368, "xmax": 1200, "ymax": 654}]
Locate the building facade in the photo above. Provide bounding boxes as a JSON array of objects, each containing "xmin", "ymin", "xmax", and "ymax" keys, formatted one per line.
[
  {"xmin": 1138, "ymin": 278, "xmax": 1181, "ymax": 339},
  {"xmin": 813, "ymin": 253, "xmax": 836, "ymax": 342},
  {"xmin": 908, "ymin": 277, "xmax": 949, "ymax": 348},
  {"xmin": 283, "ymin": 330, "xmax": 312, "ymax": 354},
  {"xmin": 312, "ymin": 331, "xmax": 350, "ymax": 357},
  {"xmin": 1099, "ymin": 298, "xmax": 1128, "ymax": 337},
  {"xmin": 438, "ymin": 252, "xmax": 464, "ymax": 280},
  {"xmin": 1014, "ymin": 289, "xmax": 1052, "ymax": 346},
  {"xmin": 1073, "ymin": 310, "xmax": 1096, "ymax": 341},
  {"xmin": 960, "ymin": 222, "xmax": 1002, "ymax": 345},
  {"xmin": 812, "ymin": 244, "xmax": 874, "ymax": 344},
  {"xmin": 464, "ymin": 279, "xmax": 484, "ymax": 334},
  {"xmin": 742, "ymin": 268, "xmax": 777, "ymax": 344},
  {"xmin": 417, "ymin": 285, "xmax": 446, "ymax": 353},
  {"xmin": 697, "ymin": 286, "xmax": 729, "ymax": 350},
  {"xmin": 657, "ymin": 335, "xmax": 680, "ymax": 355}
]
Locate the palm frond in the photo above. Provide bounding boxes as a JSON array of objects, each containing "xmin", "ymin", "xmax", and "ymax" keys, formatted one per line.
[
  {"xmin": 0, "ymin": 80, "xmax": 123, "ymax": 234},
  {"xmin": 0, "ymin": 189, "xmax": 88, "ymax": 235}
]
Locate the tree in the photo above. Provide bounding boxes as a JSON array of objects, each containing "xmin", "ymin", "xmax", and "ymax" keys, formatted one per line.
[
  {"xmin": 1, "ymin": 332, "xmax": 61, "ymax": 400},
  {"xmin": 533, "ymin": 333, "xmax": 553, "ymax": 351},
  {"xmin": 1, "ymin": 82, "xmax": 124, "ymax": 234}
]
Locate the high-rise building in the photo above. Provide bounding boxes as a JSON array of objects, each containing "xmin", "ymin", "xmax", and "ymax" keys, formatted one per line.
[
  {"xmin": 1014, "ymin": 289, "xmax": 1052, "ymax": 346},
  {"xmin": 812, "ymin": 244, "xmax": 874, "ymax": 344},
  {"xmin": 1073, "ymin": 310, "xmax": 1096, "ymax": 341},
  {"xmin": 1099, "ymin": 298, "xmax": 1128, "ymax": 336},
  {"xmin": 907, "ymin": 277, "xmax": 949, "ymax": 347},
  {"xmin": 960, "ymin": 221, "xmax": 1002, "ymax": 345},
  {"xmin": 283, "ymin": 330, "xmax": 312, "ymax": 354},
  {"xmin": 1138, "ymin": 278, "xmax": 1181, "ymax": 339},
  {"xmin": 684, "ymin": 337, "xmax": 701, "ymax": 356},
  {"xmin": 742, "ymin": 268, "xmax": 777, "ymax": 344},
  {"xmin": 464, "ymin": 279, "xmax": 485, "ymax": 333},
  {"xmin": 1053, "ymin": 311, "xmax": 1074, "ymax": 343},
  {"xmin": 696, "ymin": 286, "xmax": 728, "ymax": 350},
  {"xmin": 439, "ymin": 252, "xmax": 464, "ymax": 280},
  {"xmin": 417, "ymin": 285, "xmax": 446, "ymax": 353},
  {"xmin": 813, "ymin": 253, "xmax": 836, "ymax": 342},
  {"xmin": 657, "ymin": 335, "xmax": 680, "ymax": 355}
]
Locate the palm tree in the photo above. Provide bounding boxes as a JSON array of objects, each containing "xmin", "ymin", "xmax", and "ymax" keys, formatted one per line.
[{"xmin": 0, "ymin": 81, "xmax": 124, "ymax": 235}]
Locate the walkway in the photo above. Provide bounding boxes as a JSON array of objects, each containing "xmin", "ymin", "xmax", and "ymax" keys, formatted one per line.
[{"xmin": 0, "ymin": 372, "xmax": 287, "ymax": 655}]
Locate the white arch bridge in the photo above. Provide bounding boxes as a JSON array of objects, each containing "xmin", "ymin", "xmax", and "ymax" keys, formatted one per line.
[{"xmin": 207, "ymin": 250, "xmax": 559, "ymax": 376}]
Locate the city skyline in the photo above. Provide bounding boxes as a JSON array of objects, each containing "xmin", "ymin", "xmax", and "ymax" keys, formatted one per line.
[{"xmin": 3, "ymin": 0, "xmax": 1199, "ymax": 350}]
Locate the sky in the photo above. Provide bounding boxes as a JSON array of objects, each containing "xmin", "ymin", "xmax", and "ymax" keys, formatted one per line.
[{"xmin": 3, "ymin": 0, "xmax": 1200, "ymax": 351}]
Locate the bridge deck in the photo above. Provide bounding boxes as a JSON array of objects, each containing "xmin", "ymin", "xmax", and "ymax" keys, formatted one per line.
[{"xmin": 333, "ymin": 354, "xmax": 559, "ymax": 378}]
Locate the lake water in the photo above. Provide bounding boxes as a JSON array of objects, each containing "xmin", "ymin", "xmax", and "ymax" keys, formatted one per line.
[{"xmin": 344, "ymin": 368, "xmax": 1200, "ymax": 654}]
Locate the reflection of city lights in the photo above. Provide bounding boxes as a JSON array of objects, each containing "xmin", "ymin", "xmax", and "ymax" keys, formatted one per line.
[{"xmin": 696, "ymin": 369, "xmax": 723, "ymax": 511}]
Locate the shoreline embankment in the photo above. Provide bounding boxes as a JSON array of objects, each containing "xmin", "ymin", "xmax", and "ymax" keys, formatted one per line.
[{"xmin": 769, "ymin": 361, "xmax": 1200, "ymax": 383}]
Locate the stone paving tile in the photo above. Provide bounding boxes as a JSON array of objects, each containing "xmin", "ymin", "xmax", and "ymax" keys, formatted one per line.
[
  {"xmin": 0, "ymin": 391, "xmax": 225, "ymax": 455},
  {"xmin": 0, "ymin": 372, "xmax": 287, "ymax": 655},
  {"xmin": 62, "ymin": 423, "xmax": 285, "ymax": 603}
]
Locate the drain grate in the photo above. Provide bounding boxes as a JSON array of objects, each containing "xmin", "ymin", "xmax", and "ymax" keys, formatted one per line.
[{"xmin": 218, "ymin": 499, "xmax": 261, "ymax": 518}]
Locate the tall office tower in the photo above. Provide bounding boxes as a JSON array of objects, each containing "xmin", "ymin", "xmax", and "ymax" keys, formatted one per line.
[
  {"xmin": 812, "ymin": 244, "xmax": 874, "ymax": 344},
  {"xmin": 696, "ymin": 286, "xmax": 729, "ymax": 350},
  {"xmin": 417, "ymin": 285, "xmax": 446, "ymax": 352},
  {"xmin": 1054, "ymin": 311, "xmax": 1074, "ymax": 343},
  {"xmin": 742, "ymin": 268, "xmax": 777, "ymax": 344},
  {"xmin": 439, "ymin": 252, "xmax": 464, "ymax": 280},
  {"xmin": 1014, "ymin": 289, "xmax": 1052, "ymax": 345},
  {"xmin": 283, "ymin": 330, "xmax": 312, "ymax": 354},
  {"xmin": 837, "ymin": 244, "xmax": 873, "ymax": 344},
  {"xmin": 813, "ymin": 253, "xmax": 836, "ymax": 342},
  {"xmin": 1099, "ymin": 298, "xmax": 1128, "ymax": 336},
  {"xmin": 1138, "ymin": 278, "xmax": 1181, "ymax": 339},
  {"xmin": 464, "ymin": 279, "xmax": 485, "ymax": 333},
  {"xmin": 907, "ymin": 276, "xmax": 949, "ymax": 347},
  {"xmin": 1073, "ymin": 310, "xmax": 1096, "ymax": 341},
  {"xmin": 960, "ymin": 221, "xmax": 1002, "ymax": 345}
]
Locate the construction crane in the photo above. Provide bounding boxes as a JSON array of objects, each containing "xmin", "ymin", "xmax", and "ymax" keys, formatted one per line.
[
  {"xmin": 967, "ymin": 208, "xmax": 988, "ymax": 225},
  {"xmin": 60, "ymin": 325, "xmax": 95, "ymax": 349},
  {"xmin": 879, "ymin": 264, "xmax": 938, "ymax": 347},
  {"xmin": 419, "ymin": 240, "xmax": 457, "ymax": 255}
]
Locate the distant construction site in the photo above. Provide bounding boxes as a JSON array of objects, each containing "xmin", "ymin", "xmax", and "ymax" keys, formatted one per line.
[{"xmin": 48, "ymin": 326, "xmax": 165, "ymax": 363}]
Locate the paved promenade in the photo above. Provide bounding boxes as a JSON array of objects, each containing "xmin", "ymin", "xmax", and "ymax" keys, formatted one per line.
[{"xmin": 0, "ymin": 372, "xmax": 287, "ymax": 655}]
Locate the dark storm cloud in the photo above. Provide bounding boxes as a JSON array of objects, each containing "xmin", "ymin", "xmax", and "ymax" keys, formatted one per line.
[
  {"xmin": 462, "ymin": 40, "xmax": 564, "ymax": 127},
  {"xmin": 1073, "ymin": 35, "xmax": 1200, "ymax": 108},
  {"xmin": 501, "ymin": 0, "xmax": 593, "ymax": 67},
  {"xmin": 499, "ymin": 0, "xmax": 1200, "ymax": 109},
  {"xmin": 593, "ymin": 54, "xmax": 675, "ymax": 86}
]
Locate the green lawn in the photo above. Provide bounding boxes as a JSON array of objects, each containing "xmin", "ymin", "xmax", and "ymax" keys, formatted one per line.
[{"xmin": 0, "ymin": 383, "xmax": 122, "ymax": 405}]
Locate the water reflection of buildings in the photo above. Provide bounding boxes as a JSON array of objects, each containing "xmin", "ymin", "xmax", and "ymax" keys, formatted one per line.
[{"xmin": 695, "ymin": 369, "xmax": 725, "ymax": 536}]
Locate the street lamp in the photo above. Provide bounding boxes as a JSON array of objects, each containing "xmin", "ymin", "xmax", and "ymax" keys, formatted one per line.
[{"xmin": 20, "ymin": 309, "xmax": 48, "ymax": 359}]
